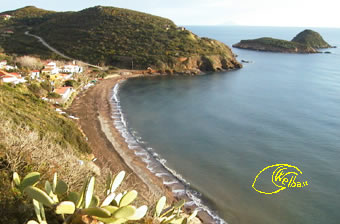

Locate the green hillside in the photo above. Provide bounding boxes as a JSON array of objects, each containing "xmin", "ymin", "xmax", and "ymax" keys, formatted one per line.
[
  {"xmin": 0, "ymin": 84, "xmax": 90, "ymax": 154},
  {"xmin": 0, "ymin": 83, "xmax": 93, "ymax": 223},
  {"xmin": 0, "ymin": 6, "xmax": 241, "ymax": 72},
  {"xmin": 1, "ymin": 6, "xmax": 56, "ymax": 26},
  {"xmin": 291, "ymin": 29, "xmax": 332, "ymax": 48},
  {"xmin": 237, "ymin": 37, "xmax": 304, "ymax": 49}
]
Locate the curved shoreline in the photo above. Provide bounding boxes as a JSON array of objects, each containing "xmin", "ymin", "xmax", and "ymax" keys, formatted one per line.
[{"xmin": 69, "ymin": 73, "xmax": 223, "ymax": 223}]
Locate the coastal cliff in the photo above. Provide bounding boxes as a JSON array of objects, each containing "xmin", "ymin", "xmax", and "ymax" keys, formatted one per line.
[
  {"xmin": 233, "ymin": 29, "xmax": 333, "ymax": 53},
  {"xmin": 0, "ymin": 6, "xmax": 241, "ymax": 73}
]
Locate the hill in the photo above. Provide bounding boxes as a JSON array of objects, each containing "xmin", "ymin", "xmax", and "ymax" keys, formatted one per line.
[
  {"xmin": 1, "ymin": 6, "xmax": 56, "ymax": 26},
  {"xmin": 0, "ymin": 6, "xmax": 241, "ymax": 73},
  {"xmin": 1, "ymin": 6, "xmax": 55, "ymax": 19},
  {"xmin": 291, "ymin": 29, "xmax": 332, "ymax": 48},
  {"xmin": 233, "ymin": 30, "xmax": 332, "ymax": 53},
  {"xmin": 0, "ymin": 83, "xmax": 95, "ymax": 222}
]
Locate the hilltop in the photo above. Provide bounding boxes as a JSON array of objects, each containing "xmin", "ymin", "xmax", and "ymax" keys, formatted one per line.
[
  {"xmin": 0, "ymin": 6, "xmax": 241, "ymax": 74},
  {"xmin": 233, "ymin": 29, "xmax": 333, "ymax": 53},
  {"xmin": 291, "ymin": 29, "xmax": 332, "ymax": 48}
]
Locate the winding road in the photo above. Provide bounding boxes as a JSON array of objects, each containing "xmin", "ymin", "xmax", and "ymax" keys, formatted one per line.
[{"xmin": 25, "ymin": 31, "xmax": 103, "ymax": 70}]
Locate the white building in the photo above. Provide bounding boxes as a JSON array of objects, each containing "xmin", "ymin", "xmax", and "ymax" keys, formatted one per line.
[
  {"xmin": 0, "ymin": 60, "xmax": 7, "ymax": 68},
  {"xmin": 54, "ymin": 86, "xmax": 74, "ymax": 102},
  {"xmin": 61, "ymin": 64, "xmax": 83, "ymax": 74},
  {"xmin": 42, "ymin": 61, "xmax": 59, "ymax": 74},
  {"xmin": 1, "ymin": 15, "xmax": 12, "ymax": 20},
  {"xmin": 0, "ymin": 60, "xmax": 17, "ymax": 71},
  {"xmin": 1, "ymin": 74, "xmax": 26, "ymax": 84},
  {"xmin": 30, "ymin": 70, "xmax": 40, "ymax": 79}
]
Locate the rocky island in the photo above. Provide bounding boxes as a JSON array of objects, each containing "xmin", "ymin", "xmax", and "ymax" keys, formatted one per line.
[{"xmin": 232, "ymin": 29, "xmax": 334, "ymax": 53}]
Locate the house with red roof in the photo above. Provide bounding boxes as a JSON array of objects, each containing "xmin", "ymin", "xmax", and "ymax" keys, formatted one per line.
[
  {"xmin": 42, "ymin": 61, "xmax": 59, "ymax": 74},
  {"xmin": 0, "ymin": 70, "xmax": 26, "ymax": 84},
  {"xmin": 1, "ymin": 15, "xmax": 12, "ymax": 20},
  {"xmin": 0, "ymin": 70, "xmax": 9, "ymax": 77},
  {"xmin": 54, "ymin": 86, "xmax": 74, "ymax": 103}
]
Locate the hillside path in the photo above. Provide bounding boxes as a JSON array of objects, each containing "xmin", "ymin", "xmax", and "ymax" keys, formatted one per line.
[{"xmin": 25, "ymin": 31, "xmax": 103, "ymax": 70}]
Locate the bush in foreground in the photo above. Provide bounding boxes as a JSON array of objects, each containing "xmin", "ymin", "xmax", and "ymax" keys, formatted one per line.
[{"xmin": 13, "ymin": 171, "xmax": 197, "ymax": 224}]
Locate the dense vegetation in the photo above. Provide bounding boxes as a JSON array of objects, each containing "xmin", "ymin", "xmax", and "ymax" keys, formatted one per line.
[
  {"xmin": 1, "ymin": 6, "xmax": 56, "ymax": 26},
  {"xmin": 0, "ymin": 84, "xmax": 90, "ymax": 153},
  {"xmin": 0, "ymin": 83, "xmax": 96, "ymax": 223},
  {"xmin": 291, "ymin": 29, "xmax": 332, "ymax": 48},
  {"xmin": 238, "ymin": 37, "xmax": 304, "ymax": 49},
  {"xmin": 0, "ymin": 6, "xmax": 239, "ymax": 71},
  {"xmin": 0, "ymin": 7, "xmax": 63, "ymax": 60}
]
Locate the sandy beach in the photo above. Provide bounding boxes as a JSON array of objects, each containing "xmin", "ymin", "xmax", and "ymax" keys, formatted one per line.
[
  {"xmin": 68, "ymin": 73, "xmax": 174, "ymax": 201},
  {"xmin": 68, "ymin": 73, "xmax": 215, "ymax": 223}
]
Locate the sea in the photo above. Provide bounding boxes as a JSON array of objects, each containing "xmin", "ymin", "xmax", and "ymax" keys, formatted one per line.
[{"xmin": 111, "ymin": 26, "xmax": 340, "ymax": 224}]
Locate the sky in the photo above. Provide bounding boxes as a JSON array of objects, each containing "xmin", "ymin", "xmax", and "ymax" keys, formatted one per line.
[{"xmin": 2, "ymin": 0, "xmax": 340, "ymax": 28}]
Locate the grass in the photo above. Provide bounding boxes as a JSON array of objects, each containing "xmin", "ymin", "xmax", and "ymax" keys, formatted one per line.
[
  {"xmin": 0, "ymin": 83, "xmax": 98, "ymax": 223},
  {"xmin": 0, "ymin": 84, "xmax": 91, "ymax": 153}
]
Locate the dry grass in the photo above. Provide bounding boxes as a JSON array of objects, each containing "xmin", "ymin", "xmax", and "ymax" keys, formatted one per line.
[{"xmin": 0, "ymin": 113, "xmax": 100, "ymax": 192}]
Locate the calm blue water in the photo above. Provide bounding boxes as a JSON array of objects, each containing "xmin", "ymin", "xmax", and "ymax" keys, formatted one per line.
[{"xmin": 118, "ymin": 26, "xmax": 340, "ymax": 224}]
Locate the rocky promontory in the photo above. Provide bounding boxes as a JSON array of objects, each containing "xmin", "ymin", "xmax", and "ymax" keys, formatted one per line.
[{"xmin": 233, "ymin": 29, "xmax": 333, "ymax": 53}]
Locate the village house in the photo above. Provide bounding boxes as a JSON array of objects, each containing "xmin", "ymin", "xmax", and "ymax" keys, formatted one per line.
[
  {"xmin": 0, "ymin": 70, "xmax": 26, "ymax": 84},
  {"xmin": 177, "ymin": 27, "xmax": 186, "ymax": 31},
  {"xmin": 0, "ymin": 60, "xmax": 7, "ymax": 68},
  {"xmin": 61, "ymin": 63, "xmax": 83, "ymax": 74},
  {"xmin": 0, "ymin": 60, "xmax": 16, "ymax": 71},
  {"xmin": 42, "ymin": 62, "xmax": 59, "ymax": 75},
  {"xmin": 54, "ymin": 86, "xmax": 74, "ymax": 103},
  {"xmin": 1, "ymin": 14, "xmax": 12, "ymax": 20},
  {"xmin": 3, "ymin": 30, "xmax": 14, "ymax": 34},
  {"xmin": 30, "ymin": 70, "xmax": 40, "ymax": 79},
  {"xmin": 59, "ymin": 73, "xmax": 73, "ymax": 80},
  {"xmin": 46, "ymin": 62, "xmax": 57, "ymax": 68},
  {"xmin": 48, "ymin": 73, "xmax": 72, "ymax": 81}
]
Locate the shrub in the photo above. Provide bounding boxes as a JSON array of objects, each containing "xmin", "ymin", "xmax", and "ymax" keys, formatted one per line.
[
  {"xmin": 47, "ymin": 92, "xmax": 60, "ymax": 99},
  {"xmin": 28, "ymin": 83, "xmax": 44, "ymax": 97},
  {"xmin": 64, "ymin": 80, "xmax": 79, "ymax": 87}
]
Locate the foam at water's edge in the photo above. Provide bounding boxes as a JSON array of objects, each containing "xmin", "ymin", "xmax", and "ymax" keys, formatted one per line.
[{"xmin": 111, "ymin": 81, "xmax": 227, "ymax": 224}]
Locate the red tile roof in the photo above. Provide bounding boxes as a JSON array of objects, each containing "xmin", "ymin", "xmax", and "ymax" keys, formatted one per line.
[
  {"xmin": 2, "ymin": 75, "xmax": 17, "ymax": 79},
  {"xmin": 0, "ymin": 70, "xmax": 10, "ymax": 77},
  {"xmin": 10, "ymin": 73, "xmax": 20, "ymax": 78},
  {"xmin": 54, "ymin": 87, "xmax": 71, "ymax": 95}
]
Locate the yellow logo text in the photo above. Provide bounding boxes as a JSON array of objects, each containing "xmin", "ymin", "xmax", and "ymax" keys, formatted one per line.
[{"xmin": 252, "ymin": 164, "xmax": 308, "ymax": 195}]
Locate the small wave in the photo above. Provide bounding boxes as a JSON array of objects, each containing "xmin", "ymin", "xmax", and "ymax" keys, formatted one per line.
[
  {"xmin": 163, "ymin": 180, "xmax": 179, "ymax": 185},
  {"xmin": 172, "ymin": 189, "xmax": 186, "ymax": 195},
  {"xmin": 110, "ymin": 82, "xmax": 227, "ymax": 224},
  {"xmin": 155, "ymin": 172, "xmax": 170, "ymax": 177}
]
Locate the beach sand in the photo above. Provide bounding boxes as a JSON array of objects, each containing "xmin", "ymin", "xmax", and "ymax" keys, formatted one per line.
[{"xmin": 68, "ymin": 73, "xmax": 215, "ymax": 223}]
